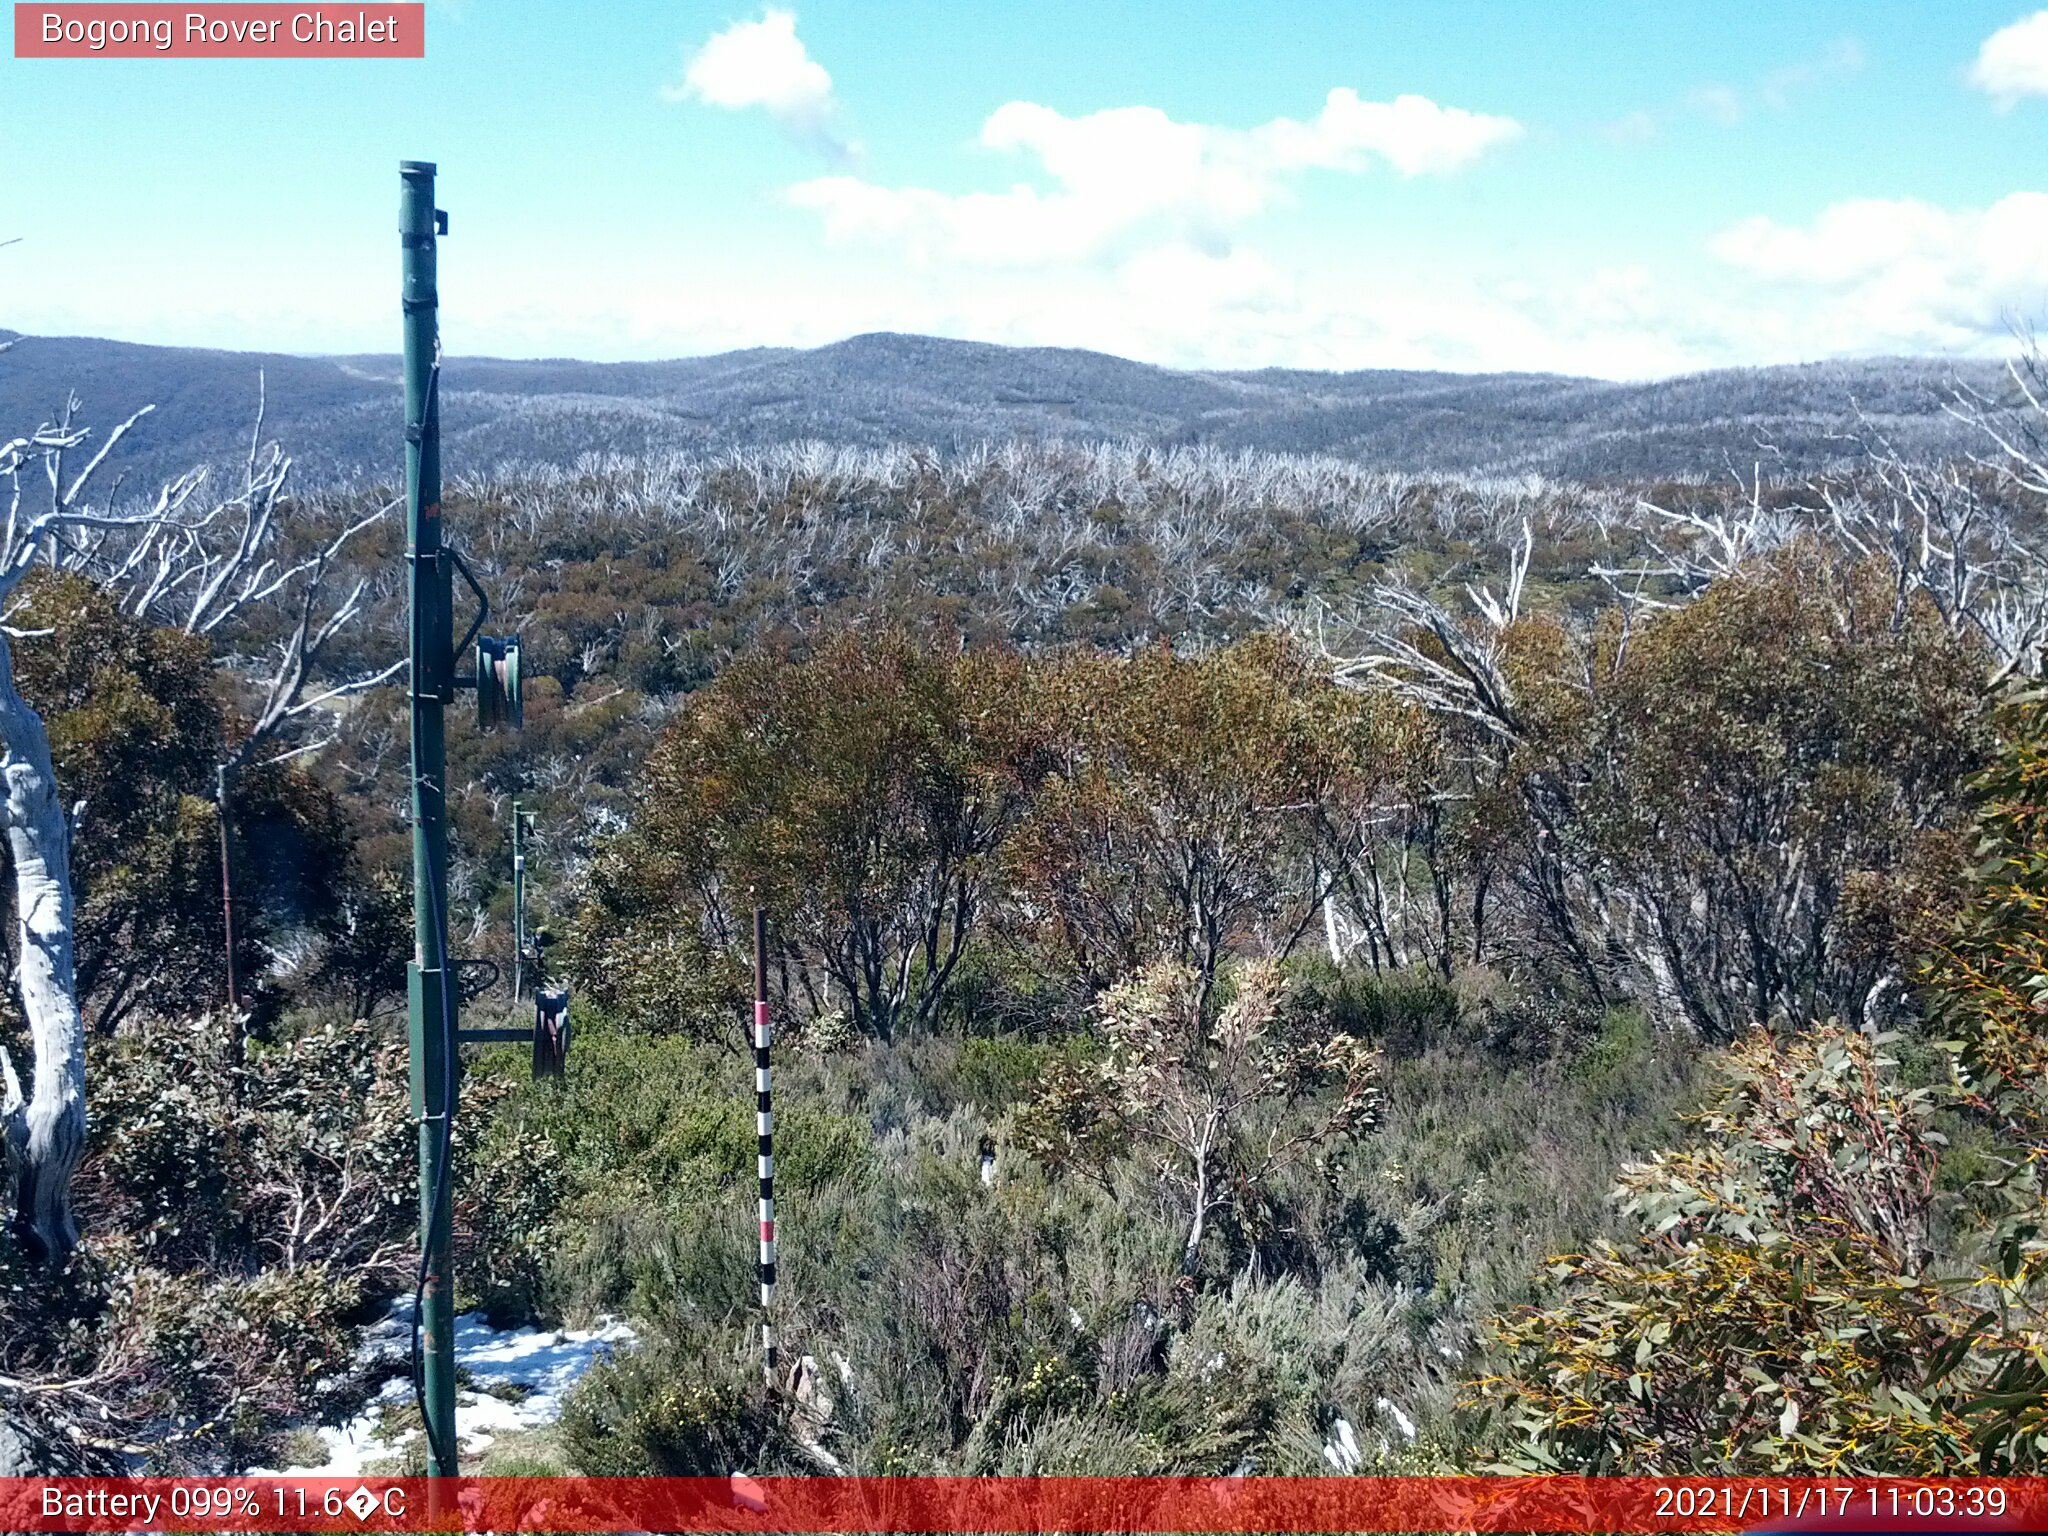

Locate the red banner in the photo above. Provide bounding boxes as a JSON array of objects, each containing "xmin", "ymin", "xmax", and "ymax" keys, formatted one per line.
[
  {"xmin": 13, "ymin": 5, "xmax": 423, "ymax": 58},
  {"xmin": 1, "ymin": 1475, "xmax": 2043, "ymax": 1533}
]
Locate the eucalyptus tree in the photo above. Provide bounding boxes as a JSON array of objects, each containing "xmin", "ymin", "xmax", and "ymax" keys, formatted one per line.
[
  {"xmin": 577, "ymin": 629, "xmax": 1051, "ymax": 1039},
  {"xmin": 1315, "ymin": 542, "xmax": 1987, "ymax": 1040},
  {"xmin": 1006, "ymin": 634, "xmax": 1370, "ymax": 1009}
]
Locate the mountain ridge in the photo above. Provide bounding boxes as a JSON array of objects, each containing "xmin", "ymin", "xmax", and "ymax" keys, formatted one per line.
[{"xmin": 0, "ymin": 327, "xmax": 2008, "ymax": 488}]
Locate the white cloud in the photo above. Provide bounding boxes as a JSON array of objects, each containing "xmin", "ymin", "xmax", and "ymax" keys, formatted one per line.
[
  {"xmin": 1688, "ymin": 84, "xmax": 1745, "ymax": 127},
  {"xmin": 1973, "ymin": 11, "xmax": 2048, "ymax": 106},
  {"xmin": 667, "ymin": 8, "xmax": 846, "ymax": 149},
  {"xmin": 754, "ymin": 189, "xmax": 2048, "ymax": 379},
  {"xmin": 68, "ymin": 65, "xmax": 2046, "ymax": 382},
  {"xmin": 1681, "ymin": 37, "xmax": 1864, "ymax": 128},
  {"xmin": 1602, "ymin": 110, "xmax": 1660, "ymax": 145},
  {"xmin": 1249, "ymin": 88, "xmax": 1527, "ymax": 177},
  {"xmin": 752, "ymin": 85, "xmax": 2045, "ymax": 378},
  {"xmin": 1760, "ymin": 36, "xmax": 1866, "ymax": 109},
  {"xmin": 787, "ymin": 89, "xmax": 1520, "ymax": 268},
  {"xmin": 1710, "ymin": 192, "xmax": 2048, "ymax": 352}
]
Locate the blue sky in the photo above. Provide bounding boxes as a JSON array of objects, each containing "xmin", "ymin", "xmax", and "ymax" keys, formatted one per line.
[{"xmin": 5, "ymin": 1, "xmax": 2048, "ymax": 376}]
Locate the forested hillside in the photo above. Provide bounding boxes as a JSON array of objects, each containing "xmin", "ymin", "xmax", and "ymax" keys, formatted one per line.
[
  {"xmin": 7, "ymin": 356, "xmax": 2048, "ymax": 1479},
  {"xmin": 0, "ymin": 328, "xmax": 2004, "ymax": 489}
]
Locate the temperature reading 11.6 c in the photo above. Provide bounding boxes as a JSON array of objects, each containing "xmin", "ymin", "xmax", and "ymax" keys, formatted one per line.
[{"xmin": 273, "ymin": 1485, "xmax": 409, "ymax": 1522}]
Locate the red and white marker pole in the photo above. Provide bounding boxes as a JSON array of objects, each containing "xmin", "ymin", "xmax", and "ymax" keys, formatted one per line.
[{"xmin": 753, "ymin": 905, "xmax": 776, "ymax": 1386}]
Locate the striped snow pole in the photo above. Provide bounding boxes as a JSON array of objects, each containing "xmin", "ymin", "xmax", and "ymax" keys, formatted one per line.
[{"xmin": 753, "ymin": 905, "xmax": 776, "ymax": 1386}]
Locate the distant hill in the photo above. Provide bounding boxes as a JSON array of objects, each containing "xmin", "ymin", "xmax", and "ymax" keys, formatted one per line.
[{"xmin": 0, "ymin": 328, "xmax": 2010, "ymax": 490}]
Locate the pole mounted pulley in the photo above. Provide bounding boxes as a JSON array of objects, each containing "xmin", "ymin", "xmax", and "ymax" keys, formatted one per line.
[{"xmin": 441, "ymin": 543, "xmax": 522, "ymax": 732}]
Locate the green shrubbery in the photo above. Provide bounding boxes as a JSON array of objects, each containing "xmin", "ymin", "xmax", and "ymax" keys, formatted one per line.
[
  {"xmin": 557, "ymin": 1324, "xmax": 808, "ymax": 1475},
  {"xmin": 1476, "ymin": 1028, "xmax": 1971, "ymax": 1473},
  {"xmin": 1284, "ymin": 959, "xmax": 1463, "ymax": 1054},
  {"xmin": 0, "ymin": 1011, "xmax": 567, "ymax": 1469},
  {"xmin": 8, "ymin": 570, "xmax": 372, "ymax": 1033},
  {"xmin": 6, "ymin": 492, "xmax": 2036, "ymax": 1485},
  {"xmin": 956, "ymin": 1035, "xmax": 1057, "ymax": 1111},
  {"xmin": 1473, "ymin": 689, "xmax": 2048, "ymax": 1473},
  {"xmin": 522, "ymin": 955, "xmax": 1699, "ymax": 1475},
  {"xmin": 84, "ymin": 1013, "xmax": 414, "ymax": 1277},
  {"xmin": 505, "ymin": 1024, "xmax": 871, "ymax": 1211}
]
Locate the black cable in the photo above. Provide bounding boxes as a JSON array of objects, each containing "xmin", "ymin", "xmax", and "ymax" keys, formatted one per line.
[{"xmin": 408, "ymin": 833, "xmax": 457, "ymax": 1476}]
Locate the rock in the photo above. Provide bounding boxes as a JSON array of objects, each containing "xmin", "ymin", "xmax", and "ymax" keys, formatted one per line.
[
  {"xmin": 0, "ymin": 1418, "xmax": 38, "ymax": 1477},
  {"xmin": 0, "ymin": 1405, "xmax": 119, "ymax": 1475}
]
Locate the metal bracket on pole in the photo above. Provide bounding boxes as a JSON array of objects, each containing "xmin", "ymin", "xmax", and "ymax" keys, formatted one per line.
[{"xmin": 442, "ymin": 542, "xmax": 522, "ymax": 729}]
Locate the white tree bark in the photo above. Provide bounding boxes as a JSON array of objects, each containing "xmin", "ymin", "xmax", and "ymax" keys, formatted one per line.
[
  {"xmin": 0, "ymin": 406, "xmax": 203, "ymax": 1259},
  {"xmin": 0, "ymin": 385, "xmax": 401, "ymax": 1259},
  {"xmin": 1320, "ymin": 869, "xmax": 1346, "ymax": 967},
  {"xmin": 0, "ymin": 628, "xmax": 83, "ymax": 1262}
]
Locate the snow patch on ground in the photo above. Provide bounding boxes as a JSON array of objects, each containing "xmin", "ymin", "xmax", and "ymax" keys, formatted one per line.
[
  {"xmin": 253, "ymin": 1306, "xmax": 635, "ymax": 1476},
  {"xmin": 1322, "ymin": 1415, "xmax": 1361, "ymax": 1472},
  {"xmin": 1375, "ymin": 1395, "xmax": 1417, "ymax": 1443},
  {"xmin": 450, "ymin": 1311, "xmax": 637, "ymax": 1424}
]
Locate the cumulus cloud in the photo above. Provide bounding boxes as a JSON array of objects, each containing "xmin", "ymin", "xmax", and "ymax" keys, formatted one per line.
[
  {"xmin": 1249, "ymin": 88, "xmax": 1527, "ymax": 176},
  {"xmin": 1972, "ymin": 11, "xmax": 2048, "ymax": 106},
  {"xmin": 786, "ymin": 89, "xmax": 1520, "ymax": 268},
  {"xmin": 422, "ymin": 43, "xmax": 2048, "ymax": 377},
  {"xmin": 1710, "ymin": 192, "xmax": 2048, "ymax": 351},
  {"xmin": 666, "ymin": 8, "xmax": 851, "ymax": 155}
]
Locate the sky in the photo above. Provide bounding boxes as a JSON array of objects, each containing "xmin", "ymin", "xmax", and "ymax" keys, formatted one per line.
[{"xmin": 4, "ymin": 2, "xmax": 2048, "ymax": 378}]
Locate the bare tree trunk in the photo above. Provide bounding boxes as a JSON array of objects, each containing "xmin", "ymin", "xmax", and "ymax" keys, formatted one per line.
[
  {"xmin": 1319, "ymin": 868, "xmax": 1345, "ymax": 967},
  {"xmin": 1182, "ymin": 1182, "xmax": 1210, "ymax": 1275},
  {"xmin": 0, "ymin": 633, "xmax": 84, "ymax": 1264},
  {"xmin": 215, "ymin": 764, "xmax": 248, "ymax": 1092},
  {"xmin": 217, "ymin": 764, "xmax": 240, "ymax": 1012},
  {"xmin": 1182, "ymin": 1115, "xmax": 1218, "ymax": 1274}
]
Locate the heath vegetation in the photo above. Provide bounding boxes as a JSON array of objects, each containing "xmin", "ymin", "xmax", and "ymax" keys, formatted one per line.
[{"xmin": 6, "ymin": 356, "xmax": 2048, "ymax": 1478}]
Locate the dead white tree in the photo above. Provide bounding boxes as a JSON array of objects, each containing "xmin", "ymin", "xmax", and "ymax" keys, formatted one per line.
[
  {"xmin": 90, "ymin": 376, "xmax": 404, "ymax": 762},
  {"xmin": 1587, "ymin": 459, "xmax": 1800, "ymax": 610},
  {"xmin": 60, "ymin": 380, "xmax": 400, "ymax": 1014},
  {"xmin": 0, "ymin": 403, "xmax": 175, "ymax": 1261},
  {"xmin": 1307, "ymin": 571, "xmax": 1540, "ymax": 984},
  {"xmin": 0, "ymin": 385, "xmax": 400, "ymax": 1257},
  {"xmin": 1319, "ymin": 580, "xmax": 1524, "ymax": 746},
  {"xmin": 1598, "ymin": 421, "xmax": 2048, "ymax": 685}
]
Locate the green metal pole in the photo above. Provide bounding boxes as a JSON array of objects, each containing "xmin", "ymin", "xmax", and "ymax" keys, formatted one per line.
[
  {"xmin": 511, "ymin": 801, "xmax": 521, "ymax": 1000},
  {"xmin": 400, "ymin": 159, "xmax": 459, "ymax": 1481}
]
